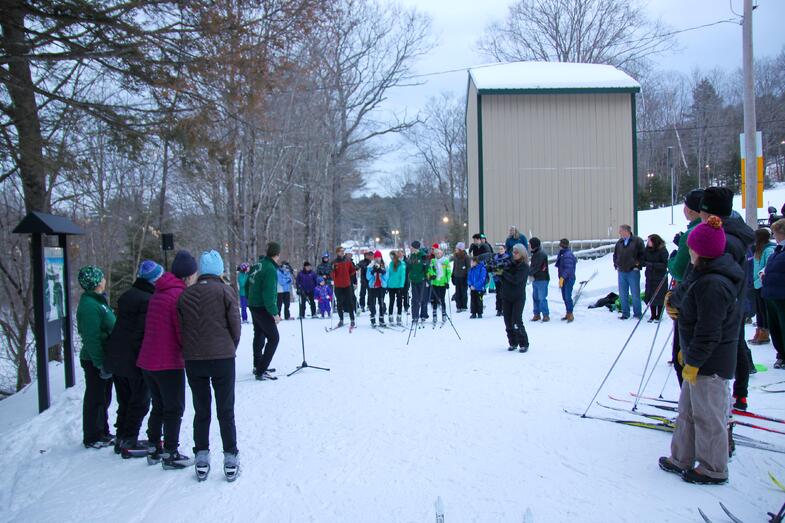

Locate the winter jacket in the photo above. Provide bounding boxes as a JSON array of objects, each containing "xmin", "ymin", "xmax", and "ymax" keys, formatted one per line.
[
  {"xmin": 296, "ymin": 269, "xmax": 318, "ymax": 295},
  {"xmin": 501, "ymin": 258, "xmax": 529, "ymax": 302},
  {"xmin": 762, "ymin": 244, "xmax": 785, "ymax": 300},
  {"xmin": 314, "ymin": 284, "xmax": 333, "ymax": 303},
  {"xmin": 491, "ymin": 252, "xmax": 510, "ymax": 283},
  {"xmin": 555, "ymin": 248, "xmax": 577, "ymax": 280},
  {"xmin": 613, "ymin": 236, "xmax": 645, "ymax": 272},
  {"xmin": 316, "ymin": 259, "xmax": 332, "ymax": 280},
  {"xmin": 407, "ymin": 249, "xmax": 432, "ymax": 284},
  {"xmin": 722, "ymin": 214, "xmax": 755, "ymax": 268},
  {"xmin": 529, "ymin": 248, "xmax": 549, "ymax": 281},
  {"xmin": 331, "ymin": 257, "xmax": 356, "ymax": 289},
  {"xmin": 753, "ymin": 243, "xmax": 775, "ymax": 290},
  {"xmin": 358, "ymin": 258, "xmax": 372, "ymax": 286},
  {"xmin": 77, "ymin": 290, "xmax": 117, "ymax": 369},
  {"xmin": 668, "ymin": 218, "xmax": 701, "ymax": 282},
  {"xmin": 469, "ymin": 242, "xmax": 493, "ymax": 259},
  {"xmin": 431, "ymin": 256, "xmax": 452, "ymax": 287},
  {"xmin": 366, "ymin": 261, "xmax": 388, "ymax": 289},
  {"xmin": 452, "ymin": 251, "xmax": 468, "ymax": 281},
  {"xmin": 468, "ymin": 263, "xmax": 488, "ymax": 291},
  {"xmin": 247, "ymin": 256, "xmax": 279, "ymax": 315},
  {"xmin": 677, "ymin": 253, "xmax": 744, "ymax": 379},
  {"xmin": 386, "ymin": 260, "xmax": 406, "ymax": 289},
  {"xmin": 103, "ymin": 278, "xmax": 154, "ymax": 377},
  {"xmin": 136, "ymin": 272, "xmax": 187, "ymax": 371},
  {"xmin": 642, "ymin": 247, "xmax": 669, "ymax": 306},
  {"xmin": 277, "ymin": 266, "xmax": 293, "ymax": 293},
  {"xmin": 505, "ymin": 233, "xmax": 529, "ymax": 253},
  {"xmin": 178, "ymin": 274, "xmax": 241, "ymax": 361},
  {"xmin": 237, "ymin": 272, "xmax": 249, "ymax": 298}
]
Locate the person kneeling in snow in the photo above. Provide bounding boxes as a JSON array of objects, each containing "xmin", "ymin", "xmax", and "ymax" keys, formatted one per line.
[{"xmin": 658, "ymin": 216, "xmax": 743, "ymax": 485}]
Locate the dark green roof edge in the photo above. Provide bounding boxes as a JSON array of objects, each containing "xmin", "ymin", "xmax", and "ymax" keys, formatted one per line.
[
  {"xmin": 477, "ymin": 87, "xmax": 640, "ymax": 95},
  {"xmin": 631, "ymin": 93, "xmax": 639, "ymax": 235},
  {"xmin": 477, "ymin": 94, "xmax": 484, "ymax": 233}
]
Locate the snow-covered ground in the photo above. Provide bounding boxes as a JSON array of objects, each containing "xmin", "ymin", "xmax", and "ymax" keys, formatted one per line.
[{"xmin": 2, "ymin": 190, "xmax": 785, "ymax": 522}]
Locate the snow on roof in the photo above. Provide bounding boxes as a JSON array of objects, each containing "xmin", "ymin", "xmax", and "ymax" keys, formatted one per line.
[{"xmin": 469, "ymin": 61, "xmax": 640, "ymax": 91}]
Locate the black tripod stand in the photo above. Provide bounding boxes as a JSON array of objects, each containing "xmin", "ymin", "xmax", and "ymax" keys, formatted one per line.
[{"xmin": 288, "ymin": 291, "xmax": 330, "ymax": 377}]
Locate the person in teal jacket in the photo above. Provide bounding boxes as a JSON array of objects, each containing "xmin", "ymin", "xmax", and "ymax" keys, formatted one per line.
[
  {"xmin": 751, "ymin": 228, "xmax": 776, "ymax": 345},
  {"xmin": 76, "ymin": 265, "xmax": 117, "ymax": 449},
  {"xmin": 237, "ymin": 263, "xmax": 250, "ymax": 323},
  {"xmin": 248, "ymin": 242, "xmax": 281, "ymax": 380},
  {"xmin": 366, "ymin": 250, "xmax": 388, "ymax": 326},
  {"xmin": 386, "ymin": 251, "xmax": 407, "ymax": 325}
]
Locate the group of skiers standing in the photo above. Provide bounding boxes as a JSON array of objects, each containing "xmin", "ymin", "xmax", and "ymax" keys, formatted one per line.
[{"xmin": 77, "ymin": 250, "xmax": 240, "ymax": 482}]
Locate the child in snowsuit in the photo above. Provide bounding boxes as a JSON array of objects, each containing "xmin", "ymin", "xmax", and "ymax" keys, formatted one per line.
[
  {"xmin": 468, "ymin": 257, "xmax": 488, "ymax": 318},
  {"xmin": 315, "ymin": 277, "xmax": 333, "ymax": 317}
]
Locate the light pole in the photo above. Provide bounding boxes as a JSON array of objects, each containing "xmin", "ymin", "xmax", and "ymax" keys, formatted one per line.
[
  {"xmin": 668, "ymin": 146, "xmax": 675, "ymax": 225},
  {"xmin": 392, "ymin": 229, "xmax": 399, "ymax": 249}
]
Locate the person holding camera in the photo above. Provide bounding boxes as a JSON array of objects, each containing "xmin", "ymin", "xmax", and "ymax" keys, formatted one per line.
[
  {"xmin": 502, "ymin": 244, "xmax": 530, "ymax": 353},
  {"xmin": 366, "ymin": 250, "xmax": 388, "ymax": 327}
]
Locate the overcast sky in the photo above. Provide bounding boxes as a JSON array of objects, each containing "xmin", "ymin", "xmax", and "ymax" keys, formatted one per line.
[{"xmin": 364, "ymin": 0, "xmax": 785, "ymax": 194}]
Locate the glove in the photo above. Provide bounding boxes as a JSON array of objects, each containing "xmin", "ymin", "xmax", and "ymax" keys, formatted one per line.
[
  {"xmin": 664, "ymin": 291, "xmax": 678, "ymax": 320},
  {"xmin": 677, "ymin": 350, "xmax": 684, "ymax": 367},
  {"xmin": 682, "ymin": 364, "xmax": 699, "ymax": 384},
  {"xmin": 559, "ymin": 277, "xmax": 564, "ymax": 288}
]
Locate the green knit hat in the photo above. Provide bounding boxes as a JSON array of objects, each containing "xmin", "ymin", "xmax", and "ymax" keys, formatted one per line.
[{"xmin": 78, "ymin": 265, "xmax": 104, "ymax": 291}]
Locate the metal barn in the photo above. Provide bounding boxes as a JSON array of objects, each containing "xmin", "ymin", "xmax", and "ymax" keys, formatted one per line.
[{"xmin": 466, "ymin": 61, "xmax": 641, "ymax": 244}]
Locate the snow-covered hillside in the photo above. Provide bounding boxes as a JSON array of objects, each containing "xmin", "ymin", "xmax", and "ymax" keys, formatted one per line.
[{"xmin": 2, "ymin": 190, "xmax": 785, "ymax": 522}]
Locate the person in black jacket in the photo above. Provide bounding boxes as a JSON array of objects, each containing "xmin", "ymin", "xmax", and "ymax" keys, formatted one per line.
[
  {"xmin": 659, "ymin": 216, "xmax": 742, "ymax": 485},
  {"xmin": 528, "ymin": 237, "xmax": 550, "ymax": 321},
  {"xmin": 613, "ymin": 225, "xmax": 645, "ymax": 319},
  {"xmin": 642, "ymin": 234, "xmax": 669, "ymax": 322},
  {"xmin": 357, "ymin": 250, "xmax": 373, "ymax": 313},
  {"xmin": 502, "ymin": 243, "xmax": 530, "ymax": 352},
  {"xmin": 104, "ymin": 260, "xmax": 163, "ymax": 458}
]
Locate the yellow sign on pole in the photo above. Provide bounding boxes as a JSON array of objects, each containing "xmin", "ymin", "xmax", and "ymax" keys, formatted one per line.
[{"xmin": 740, "ymin": 131, "xmax": 763, "ymax": 209}]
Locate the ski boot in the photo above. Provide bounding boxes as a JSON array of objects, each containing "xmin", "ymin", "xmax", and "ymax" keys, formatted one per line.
[
  {"xmin": 396, "ymin": 315, "xmax": 402, "ymax": 326},
  {"xmin": 224, "ymin": 452, "xmax": 240, "ymax": 482},
  {"xmin": 195, "ymin": 450, "xmax": 210, "ymax": 481},
  {"xmin": 120, "ymin": 438, "xmax": 150, "ymax": 459},
  {"xmin": 147, "ymin": 440, "xmax": 164, "ymax": 465},
  {"xmin": 162, "ymin": 450, "xmax": 194, "ymax": 470}
]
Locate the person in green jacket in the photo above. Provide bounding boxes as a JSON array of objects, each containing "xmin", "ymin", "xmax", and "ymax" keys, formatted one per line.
[
  {"xmin": 406, "ymin": 241, "xmax": 433, "ymax": 323},
  {"xmin": 237, "ymin": 262, "xmax": 250, "ymax": 324},
  {"xmin": 247, "ymin": 242, "xmax": 281, "ymax": 381},
  {"xmin": 76, "ymin": 265, "xmax": 117, "ymax": 449},
  {"xmin": 429, "ymin": 247, "xmax": 452, "ymax": 324}
]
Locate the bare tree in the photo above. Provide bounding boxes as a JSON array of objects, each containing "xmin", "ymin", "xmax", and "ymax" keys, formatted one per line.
[{"xmin": 476, "ymin": 0, "xmax": 675, "ymax": 74}]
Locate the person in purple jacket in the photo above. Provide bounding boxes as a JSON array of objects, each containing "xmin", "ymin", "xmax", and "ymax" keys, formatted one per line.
[
  {"xmin": 555, "ymin": 238, "xmax": 578, "ymax": 322},
  {"xmin": 296, "ymin": 261, "xmax": 318, "ymax": 319},
  {"xmin": 136, "ymin": 250, "xmax": 198, "ymax": 470}
]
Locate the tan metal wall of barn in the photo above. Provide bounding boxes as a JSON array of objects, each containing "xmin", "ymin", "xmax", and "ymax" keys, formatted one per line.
[
  {"xmin": 466, "ymin": 82, "xmax": 479, "ymax": 237},
  {"xmin": 468, "ymin": 90, "xmax": 635, "ymax": 244}
]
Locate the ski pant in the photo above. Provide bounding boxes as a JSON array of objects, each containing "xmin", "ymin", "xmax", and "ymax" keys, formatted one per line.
[
  {"xmin": 368, "ymin": 287, "xmax": 386, "ymax": 320},
  {"xmin": 81, "ymin": 359, "xmax": 112, "ymax": 444},
  {"xmin": 495, "ymin": 279, "xmax": 504, "ymax": 313},
  {"xmin": 561, "ymin": 277, "xmax": 575, "ymax": 314},
  {"xmin": 277, "ymin": 292, "xmax": 291, "ymax": 320},
  {"xmin": 318, "ymin": 299, "xmax": 332, "ymax": 316},
  {"xmin": 335, "ymin": 286, "xmax": 355, "ymax": 322},
  {"xmin": 403, "ymin": 279, "xmax": 411, "ymax": 312},
  {"xmin": 387, "ymin": 288, "xmax": 404, "ymax": 316},
  {"xmin": 767, "ymin": 298, "xmax": 785, "ymax": 360},
  {"xmin": 186, "ymin": 358, "xmax": 238, "ymax": 455},
  {"xmin": 143, "ymin": 369, "xmax": 185, "ymax": 452},
  {"xmin": 672, "ymin": 320, "xmax": 684, "ymax": 387},
  {"xmin": 410, "ymin": 281, "xmax": 431, "ymax": 320},
  {"xmin": 754, "ymin": 288, "xmax": 769, "ymax": 330},
  {"xmin": 618, "ymin": 270, "xmax": 642, "ymax": 317},
  {"xmin": 250, "ymin": 306, "xmax": 279, "ymax": 373},
  {"xmin": 670, "ymin": 374, "xmax": 730, "ymax": 480},
  {"xmin": 113, "ymin": 374, "xmax": 151, "ymax": 442},
  {"xmin": 454, "ymin": 277, "xmax": 468, "ymax": 310},
  {"xmin": 532, "ymin": 280, "xmax": 550, "ymax": 316},
  {"xmin": 733, "ymin": 323, "xmax": 752, "ymax": 399},
  {"xmin": 240, "ymin": 296, "xmax": 248, "ymax": 323},
  {"xmin": 359, "ymin": 281, "xmax": 369, "ymax": 309},
  {"xmin": 503, "ymin": 296, "xmax": 529, "ymax": 348},
  {"xmin": 470, "ymin": 290, "xmax": 484, "ymax": 315},
  {"xmin": 431, "ymin": 285, "xmax": 447, "ymax": 316},
  {"xmin": 299, "ymin": 291, "xmax": 316, "ymax": 318}
]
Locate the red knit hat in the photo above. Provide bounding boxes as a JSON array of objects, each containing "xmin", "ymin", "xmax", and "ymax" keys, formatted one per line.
[
  {"xmin": 432, "ymin": 243, "xmax": 439, "ymax": 249},
  {"xmin": 374, "ymin": 250, "xmax": 382, "ymax": 258},
  {"xmin": 687, "ymin": 215, "xmax": 726, "ymax": 258}
]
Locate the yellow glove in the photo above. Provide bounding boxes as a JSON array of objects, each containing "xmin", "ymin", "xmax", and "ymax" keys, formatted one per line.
[
  {"xmin": 664, "ymin": 291, "xmax": 679, "ymax": 320},
  {"xmin": 677, "ymin": 350, "xmax": 684, "ymax": 367},
  {"xmin": 559, "ymin": 277, "xmax": 564, "ymax": 288},
  {"xmin": 682, "ymin": 364, "xmax": 699, "ymax": 384}
]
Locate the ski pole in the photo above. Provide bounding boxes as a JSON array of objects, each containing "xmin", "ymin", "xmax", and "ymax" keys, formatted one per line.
[
  {"xmin": 639, "ymin": 325, "xmax": 674, "ymax": 399},
  {"xmin": 632, "ymin": 274, "xmax": 669, "ymax": 410},
  {"xmin": 658, "ymin": 363, "xmax": 674, "ymax": 399}
]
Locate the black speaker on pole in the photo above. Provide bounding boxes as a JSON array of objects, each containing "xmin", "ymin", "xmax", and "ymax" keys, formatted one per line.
[{"xmin": 161, "ymin": 233, "xmax": 174, "ymax": 270}]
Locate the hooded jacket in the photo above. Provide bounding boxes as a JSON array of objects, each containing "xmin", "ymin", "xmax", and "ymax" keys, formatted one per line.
[
  {"xmin": 386, "ymin": 259, "xmax": 407, "ymax": 289},
  {"xmin": 468, "ymin": 263, "xmax": 488, "ymax": 291},
  {"xmin": 762, "ymin": 244, "xmax": 785, "ymax": 300},
  {"xmin": 366, "ymin": 260, "xmax": 388, "ymax": 289},
  {"xmin": 77, "ymin": 290, "xmax": 116, "ymax": 369},
  {"xmin": 136, "ymin": 272, "xmax": 187, "ymax": 371},
  {"xmin": 431, "ymin": 256, "xmax": 452, "ymax": 287},
  {"xmin": 277, "ymin": 266, "xmax": 293, "ymax": 293},
  {"xmin": 178, "ymin": 274, "xmax": 241, "ymax": 361},
  {"xmin": 104, "ymin": 278, "xmax": 154, "ymax": 377},
  {"xmin": 331, "ymin": 257, "xmax": 356, "ymax": 288},
  {"xmin": 529, "ymin": 247, "xmax": 550, "ymax": 281},
  {"xmin": 555, "ymin": 248, "xmax": 577, "ymax": 280},
  {"xmin": 296, "ymin": 269, "xmax": 318, "ymax": 295},
  {"xmin": 677, "ymin": 253, "xmax": 744, "ymax": 379},
  {"xmin": 452, "ymin": 251, "xmax": 468, "ymax": 281},
  {"xmin": 247, "ymin": 256, "xmax": 279, "ymax": 315}
]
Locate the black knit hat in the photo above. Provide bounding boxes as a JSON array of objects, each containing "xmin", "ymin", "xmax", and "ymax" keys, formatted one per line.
[
  {"xmin": 530, "ymin": 237, "xmax": 541, "ymax": 250},
  {"xmin": 684, "ymin": 189, "xmax": 705, "ymax": 213},
  {"xmin": 411, "ymin": 240, "xmax": 421, "ymax": 249},
  {"xmin": 700, "ymin": 187, "xmax": 733, "ymax": 217},
  {"xmin": 171, "ymin": 250, "xmax": 197, "ymax": 279},
  {"xmin": 266, "ymin": 241, "xmax": 281, "ymax": 258}
]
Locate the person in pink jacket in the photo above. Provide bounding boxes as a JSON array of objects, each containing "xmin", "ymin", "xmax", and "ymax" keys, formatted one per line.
[{"xmin": 137, "ymin": 250, "xmax": 198, "ymax": 470}]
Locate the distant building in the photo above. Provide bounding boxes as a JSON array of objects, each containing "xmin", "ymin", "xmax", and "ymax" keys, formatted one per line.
[{"xmin": 465, "ymin": 62, "xmax": 641, "ymax": 243}]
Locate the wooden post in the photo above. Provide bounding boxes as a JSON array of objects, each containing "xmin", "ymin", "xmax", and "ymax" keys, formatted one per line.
[
  {"xmin": 31, "ymin": 233, "xmax": 50, "ymax": 412},
  {"xmin": 59, "ymin": 234, "xmax": 75, "ymax": 389}
]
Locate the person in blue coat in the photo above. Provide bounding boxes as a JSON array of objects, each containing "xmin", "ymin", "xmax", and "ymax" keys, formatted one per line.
[
  {"xmin": 295, "ymin": 261, "xmax": 318, "ymax": 319},
  {"xmin": 277, "ymin": 262, "xmax": 294, "ymax": 320},
  {"xmin": 505, "ymin": 226, "xmax": 529, "ymax": 254},
  {"xmin": 468, "ymin": 257, "xmax": 488, "ymax": 318},
  {"xmin": 555, "ymin": 238, "xmax": 578, "ymax": 322}
]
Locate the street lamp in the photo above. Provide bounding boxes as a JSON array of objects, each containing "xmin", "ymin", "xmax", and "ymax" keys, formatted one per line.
[
  {"xmin": 442, "ymin": 216, "xmax": 449, "ymax": 224},
  {"xmin": 391, "ymin": 229, "xmax": 399, "ymax": 248}
]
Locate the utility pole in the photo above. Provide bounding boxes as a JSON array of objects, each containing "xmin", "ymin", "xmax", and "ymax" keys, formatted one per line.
[
  {"xmin": 742, "ymin": 0, "xmax": 757, "ymax": 227},
  {"xmin": 668, "ymin": 146, "xmax": 674, "ymax": 225}
]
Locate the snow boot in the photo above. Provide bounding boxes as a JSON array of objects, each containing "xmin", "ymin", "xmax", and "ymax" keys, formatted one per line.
[
  {"xmin": 542, "ymin": 315, "xmax": 550, "ymax": 322},
  {"xmin": 658, "ymin": 457, "xmax": 684, "ymax": 476},
  {"xmin": 507, "ymin": 346, "xmax": 517, "ymax": 352},
  {"xmin": 531, "ymin": 314, "xmax": 541, "ymax": 321},
  {"xmin": 147, "ymin": 441, "xmax": 164, "ymax": 465},
  {"xmin": 257, "ymin": 371, "xmax": 277, "ymax": 381},
  {"xmin": 380, "ymin": 316, "xmax": 386, "ymax": 326},
  {"xmin": 732, "ymin": 396, "xmax": 747, "ymax": 411},
  {"xmin": 470, "ymin": 313, "xmax": 477, "ymax": 319},
  {"xmin": 518, "ymin": 345, "xmax": 529, "ymax": 353},
  {"xmin": 681, "ymin": 468, "xmax": 727, "ymax": 485},
  {"xmin": 566, "ymin": 312, "xmax": 574, "ymax": 322},
  {"xmin": 350, "ymin": 321, "xmax": 356, "ymax": 328},
  {"xmin": 162, "ymin": 450, "xmax": 194, "ymax": 470},
  {"xmin": 195, "ymin": 450, "xmax": 210, "ymax": 482},
  {"xmin": 336, "ymin": 321, "xmax": 344, "ymax": 328},
  {"xmin": 121, "ymin": 438, "xmax": 150, "ymax": 459},
  {"xmin": 775, "ymin": 359, "xmax": 785, "ymax": 369},
  {"xmin": 84, "ymin": 439, "xmax": 112, "ymax": 450},
  {"xmin": 396, "ymin": 315, "xmax": 402, "ymax": 326},
  {"xmin": 224, "ymin": 452, "xmax": 240, "ymax": 482},
  {"xmin": 370, "ymin": 317, "xmax": 376, "ymax": 327},
  {"xmin": 747, "ymin": 327, "xmax": 762, "ymax": 344},
  {"xmin": 388, "ymin": 315, "xmax": 393, "ymax": 324}
]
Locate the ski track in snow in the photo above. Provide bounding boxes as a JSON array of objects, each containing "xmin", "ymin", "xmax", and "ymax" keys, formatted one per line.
[{"xmin": 2, "ymin": 188, "xmax": 785, "ymax": 522}]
